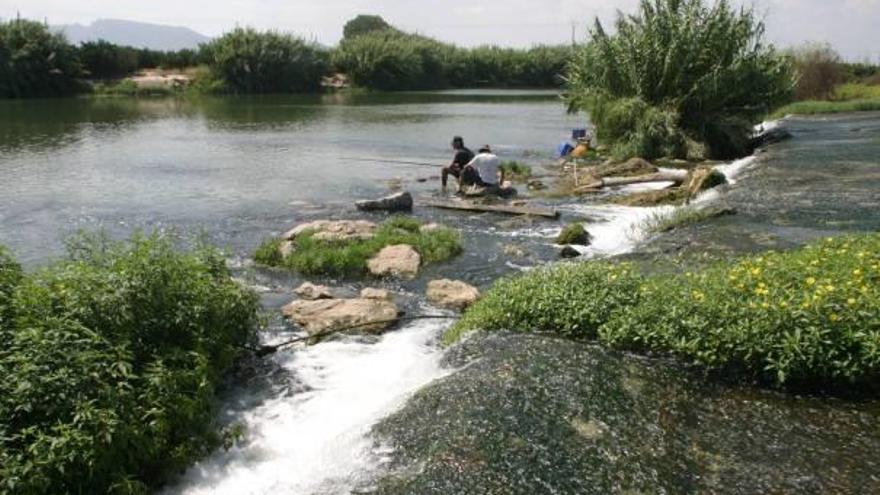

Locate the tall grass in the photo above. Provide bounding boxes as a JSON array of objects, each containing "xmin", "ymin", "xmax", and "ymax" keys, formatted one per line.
[{"xmin": 565, "ymin": 0, "xmax": 794, "ymax": 160}]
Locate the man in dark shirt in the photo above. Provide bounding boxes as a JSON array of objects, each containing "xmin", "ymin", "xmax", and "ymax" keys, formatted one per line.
[{"xmin": 441, "ymin": 136, "xmax": 474, "ymax": 189}]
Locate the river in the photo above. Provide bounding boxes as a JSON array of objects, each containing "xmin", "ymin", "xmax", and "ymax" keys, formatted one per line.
[{"xmin": 1, "ymin": 94, "xmax": 878, "ymax": 493}]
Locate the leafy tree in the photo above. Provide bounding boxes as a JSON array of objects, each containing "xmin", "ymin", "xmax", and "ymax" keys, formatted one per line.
[
  {"xmin": 77, "ymin": 40, "xmax": 139, "ymax": 79},
  {"xmin": 565, "ymin": 0, "xmax": 795, "ymax": 159},
  {"xmin": 0, "ymin": 18, "xmax": 84, "ymax": 98},
  {"xmin": 790, "ymin": 42, "xmax": 845, "ymax": 100},
  {"xmin": 343, "ymin": 15, "xmax": 392, "ymax": 39},
  {"xmin": 202, "ymin": 27, "xmax": 329, "ymax": 93}
]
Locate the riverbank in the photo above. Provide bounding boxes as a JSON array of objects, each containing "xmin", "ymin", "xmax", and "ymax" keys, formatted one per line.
[{"xmin": 771, "ymin": 83, "xmax": 880, "ymax": 118}]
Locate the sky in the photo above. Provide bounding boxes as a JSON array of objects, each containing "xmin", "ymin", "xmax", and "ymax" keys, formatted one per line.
[{"xmin": 2, "ymin": 0, "xmax": 879, "ymax": 61}]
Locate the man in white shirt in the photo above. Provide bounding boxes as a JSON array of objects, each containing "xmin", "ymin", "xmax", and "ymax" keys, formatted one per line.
[{"xmin": 460, "ymin": 145, "xmax": 505, "ymax": 192}]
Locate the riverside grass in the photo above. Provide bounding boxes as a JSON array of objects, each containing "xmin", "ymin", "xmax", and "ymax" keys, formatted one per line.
[
  {"xmin": 564, "ymin": 0, "xmax": 794, "ymax": 161},
  {"xmin": 255, "ymin": 217, "xmax": 462, "ymax": 277},
  {"xmin": 0, "ymin": 232, "xmax": 261, "ymax": 495},
  {"xmin": 447, "ymin": 234, "xmax": 880, "ymax": 390}
]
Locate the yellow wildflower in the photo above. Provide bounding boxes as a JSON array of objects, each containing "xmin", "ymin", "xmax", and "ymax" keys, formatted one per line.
[{"xmin": 806, "ymin": 277, "xmax": 816, "ymax": 286}]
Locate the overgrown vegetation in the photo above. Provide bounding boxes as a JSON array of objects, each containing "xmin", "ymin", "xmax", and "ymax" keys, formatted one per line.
[
  {"xmin": 255, "ymin": 217, "xmax": 462, "ymax": 277},
  {"xmin": 771, "ymin": 82, "xmax": 880, "ymax": 118},
  {"xmin": 333, "ymin": 19, "xmax": 571, "ymax": 90},
  {"xmin": 499, "ymin": 161, "xmax": 532, "ymax": 181},
  {"xmin": 0, "ymin": 18, "xmax": 85, "ymax": 98},
  {"xmin": 449, "ymin": 234, "xmax": 880, "ymax": 390},
  {"xmin": 564, "ymin": 0, "xmax": 795, "ymax": 160},
  {"xmin": 201, "ymin": 28, "xmax": 329, "ymax": 94},
  {"xmin": 0, "ymin": 232, "xmax": 261, "ymax": 494},
  {"xmin": 642, "ymin": 205, "xmax": 735, "ymax": 233}
]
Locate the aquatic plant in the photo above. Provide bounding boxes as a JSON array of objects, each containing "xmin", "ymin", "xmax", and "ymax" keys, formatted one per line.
[
  {"xmin": 255, "ymin": 217, "xmax": 463, "ymax": 277},
  {"xmin": 641, "ymin": 205, "xmax": 734, "ymax": 233},
  {"xmin": 499, "ymin": 161, "xmax": 532, "ymax": 181},
  {"xmin": 201, "ymin": 27, "xmax": 329, "ymax": 94},
  {"xmin": 449, "ymin": 234, "xmax": 880, "ymax": 390},
  {"xmin": 0, "ymin": 232, "xmax": 261, "ymax": 494},
  {"xmin": 564, "ymin": 0, "xmax": 795, "ymax": 160}
]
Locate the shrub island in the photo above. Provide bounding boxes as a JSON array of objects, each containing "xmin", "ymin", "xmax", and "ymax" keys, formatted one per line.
[
  {"xmin": 447, "ymin": 234, "xmax": 880, "ymax": 390},
  {"xmin": 255, "ymin": 216, "xmax": 463, "ymax": 277}
]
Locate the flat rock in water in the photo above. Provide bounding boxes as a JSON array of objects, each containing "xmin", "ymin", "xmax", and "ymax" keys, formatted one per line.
[
  {"xmin": 294, "ymin": 282, "xmax": 334, "ymax": 300},
  {"xmin": 281, "ymin": 297, "xmax": 399, "ymax": 336},
  {"xmin": 282, "ymin": 220, "xmax": 377, "ymax": 242},
  {"xmin": 355, "ymin": 192, "xmax": 414, "ymax": 212},
  {"xmin": 426, "ymin": 279, "xmax": 481, "ymax": 310},
  {"xmin": 360, "ymin": 288, "xmax": 393, "ymax": 301},
  {"xmin": 560, "ymin": 245, "xmax": 583, "ymax": 258},
  {"xmin": 367, "ymin": 244, "xmax": 421, "ymax": 279}
]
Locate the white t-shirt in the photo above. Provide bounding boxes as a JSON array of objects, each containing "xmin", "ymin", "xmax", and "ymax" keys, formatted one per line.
[{"xmin": 468, "ymin": 153, "xmax": 500, "ymax": 185}]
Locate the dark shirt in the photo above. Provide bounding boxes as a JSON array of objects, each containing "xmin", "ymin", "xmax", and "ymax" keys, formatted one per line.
[{"xmin": 452, "ymin": 147, "xmax": 474, "ymax": 168}]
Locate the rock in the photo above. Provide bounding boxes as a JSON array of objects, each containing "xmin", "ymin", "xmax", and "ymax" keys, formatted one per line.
[
  {"xmin": 355, "ymin": 192, "xmax": 414, "ymax": 212},
  {"xmin": 686, "ymin": 166, "xmax": 727, "ymax": 197},
  {"xmin": 420, "ymin": 223, "xmax": 445, "ymax": 233},
  {"xmin": 294, "ymin": 282, "xmax": 334, "ymax": 300},
  {"xmin": 282, "ymin": 220, "xmax": 377, "ymax": 242},
  {"xmin": 527, "ymin": 180, "xmax": 547, "ymax": 191},
  {"xmin": 427, "ymin": 279, "xmax": 481, "ymax": 310},
  {"xmin": 560, "ymin": 245, "xmax": 582, "ymax": 258},
  {"xmin": 282, "ymin": 298, "xmax": 399, "ymax": 336},
  {"xmin": 750, "ymin": 126, "xmax": 792, "ymax": 149},
  {"xmin": 360, "ymin": 288, "xmax": 392, "ymax": 301},
  {"xmin": 556, "ymin": 224, "xmax": 592, "ymax": 246},
  {"xmin": 279, "ymin": 240, "xmax": 295, "ymax": 259},
  {"xmin": 502, "ymin": 244, "xmax": 528, "ymax": 258},
  {"xmin": 367, "ymin": 244, "xmax": 421, "ymax": 279},
  {"xmin": 613, "ymin": 188, "xmax": 688, "ymax": 207}
]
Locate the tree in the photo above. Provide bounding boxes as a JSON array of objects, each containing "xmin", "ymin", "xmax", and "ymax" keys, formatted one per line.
[
  {"xmin": 790, "ymin": 42, "xmax": 844, "ymax": 100},
  {"xmin": 343, "ymin": 15, "xmax": 392, "ymax": 39},
  {"xmin": 565, "ymin": 0, "xmax": 795, "ymax": 160},
  {"xmin": 0, "ymin": 18, "xmax": 84, "ymax": 98},
  {"xmin": 77, "ymin": 40, "xmax": 139, "ymax": 79}
]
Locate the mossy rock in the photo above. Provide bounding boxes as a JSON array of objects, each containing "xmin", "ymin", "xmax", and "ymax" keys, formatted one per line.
[
  {"xmin": 613, "ymin": 188, "xmax": 688, "ymax": 207},
  {"xmin": 556, "ymin": 224, "xmax": 592, "ymax": 245}
]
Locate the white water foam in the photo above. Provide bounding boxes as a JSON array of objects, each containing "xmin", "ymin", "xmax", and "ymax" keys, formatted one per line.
[{"xmin": 164, "ymin": 318, "xmax": 450, "ymax": 495}]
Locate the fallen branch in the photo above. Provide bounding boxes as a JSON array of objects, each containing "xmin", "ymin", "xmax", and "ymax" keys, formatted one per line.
[{"xmin": 419, "ymin": 199, "xmax": 560, "ymax": 219}]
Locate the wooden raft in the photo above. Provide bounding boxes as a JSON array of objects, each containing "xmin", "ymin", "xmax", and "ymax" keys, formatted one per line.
[{"xmin": 418, "ymin": 199, "xmax": 560, "ymax": 219}]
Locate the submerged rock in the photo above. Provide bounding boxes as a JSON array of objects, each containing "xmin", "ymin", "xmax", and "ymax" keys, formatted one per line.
[
  {"xmin": 294, "ymin": 282, "xmax": 334, "ymax": 300},
  {"xmin": 281, "ymin": 297, "xmax": 398, "ymax": 336},
  {"xmin": 355, "ymin": 192, "xmax": 414, "ymax": 212},
  {"xmin": 426, "ymin": 279, "xmax": 480, "ymax": 310},
  {"xmin": 368, "ymin": 332, "xmax": 880, "ymax": 494},
  {"xmin": 282, "ymin": 220, "xmax": 376, "ymax": 242},
  {"xmin": 367, "ymin": 244, "xmax": 421, "ymax": 279},
  {"xmin": 559, "ymin": 245, "xmax": 582, "ymax": 258}
]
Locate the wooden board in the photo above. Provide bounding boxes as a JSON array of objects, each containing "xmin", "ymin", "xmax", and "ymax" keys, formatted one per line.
[{"xmin": 418, "ymin": 199, "xmax": 560, "ymax": 219}]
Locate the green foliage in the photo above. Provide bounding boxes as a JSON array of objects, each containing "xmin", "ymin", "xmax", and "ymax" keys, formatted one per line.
[
  {"xmin": 255, "ymin": 218, "xmax": 462, "ymax": 277},
  {"xmin": 343, "ymin": 15, "xmax": 392, "ymax": 39},
  {"xmin": 0, "ymin": 246, "xmax": 22, "ymax": 329},
  {"xmin": 93, "ymin": 79, "xmax": 179, "ymax": 97},
  {"xmin": 0, "ymin": 232, "xmax": 261, "ymax": 494},
  {"xmin": 499, "ymin": 161, "xmax": 532, "ymax": 181},
  {"xmin": 642, "ymin": 205, "xmax": 733, "ymax": 233},
  {"xmin": 565, "ymin": 0, "xmax": 795, "ymax": 159},
  {"xmin": 770, "ymin": 98, "xmax": 880, "ymax": 119},
  {"xmin": 556, "ymin": 223, "xmax": 590, "ymax": 245},
  {"xmin": 77, "ymin": 40, "xmax": 139, "ymax": 79},
  {"xmin": 333, "ymin": 25, "xmax": 571, "ymax": 90},
  {"xmin": 202, "ymin": 27, "xmax": 329, "ymax": 94},
  {"xmin": 0, "ymin": 18, "xmax": 84, "ymax": 98},
  {"xmin": 449, "ymin": 234, "xmax": 880, "ymax": 389}
]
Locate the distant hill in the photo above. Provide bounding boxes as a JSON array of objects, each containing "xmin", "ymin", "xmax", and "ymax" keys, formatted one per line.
[{"xmin": 55, "ymin": 19, "xmax": 211, "ymax": 51}]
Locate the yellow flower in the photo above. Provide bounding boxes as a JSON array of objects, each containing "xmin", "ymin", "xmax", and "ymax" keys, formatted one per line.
[
  {"xmin": 806, "ymin": 277, "xmax": 816, "ymax": 286},
  {"xmin": 830, "ymin": 314, "xmax": 840, "ymax": 322},
  {"xmin": 853, "ymin": 269, "xmax": 862, "ymax": 277},
  {"xmin": 751, "ymin": 268, "xmax": 761, "ymax": 276},
  {"xmin": 761, "ymin": 302, "xmax": 770, "ymax": 309},
  {"xmin": 825, "ymin": 285, "xmax": 835, "ymax": 292},
  {"xmin": 848, "ymin": 298, "xmax": 857, "ymax": 306}
]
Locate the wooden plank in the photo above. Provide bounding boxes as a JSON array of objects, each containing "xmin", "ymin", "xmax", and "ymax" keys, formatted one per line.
[{"xmin": 418, "ymin": 199, "xmax": 560, "ymax": 219}]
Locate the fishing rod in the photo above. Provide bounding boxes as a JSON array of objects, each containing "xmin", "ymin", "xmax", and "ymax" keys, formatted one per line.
[
  {"xmin": 338, "ymin": 156, "xmax": 443, "ymax": 169},
  {"xmin": 248, "ymin": 314, "xmax": 457, "ymax": 357}
]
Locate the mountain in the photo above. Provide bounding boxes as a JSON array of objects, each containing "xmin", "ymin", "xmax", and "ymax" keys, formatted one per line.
[{"xmin": 55, "ymin": 19, "xmax": 211, "ymax": 51}]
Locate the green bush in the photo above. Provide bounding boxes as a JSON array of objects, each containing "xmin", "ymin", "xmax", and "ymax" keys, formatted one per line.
[
  {"xmin": 0, "ymin": 18, "xmax": 85, "ymax": 98},
  {"xmin": 565, "ymin": 0, "xmax": 794, "ymax": 160},
  {"xmin": 0, "ymin": 232, "xmax": 261, "ymax": 494},
  {"xmin": 499, "ymin": 161, "xmax": 532, "ymax": 181},
  {"xmin": 555, "ymin": 223, "xmax": 590, "ymax": 245},
  {"xmin": 449, "ymin": 234, "xmax": 880, "ymax": 389},
  {"xmin": 255, "ymin": 217, "xmax": 462, "ymax": 277},
  {"xmin": 202, "ymin": 27, "xmax": 329, "ymax": 94},
  {"xmin": 343, "ymin": 15, "xmax": 392, "ymax": 39},
  {"xmin": 77, "ymin": 40, "xmax": 140, "ymax": 79}
]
